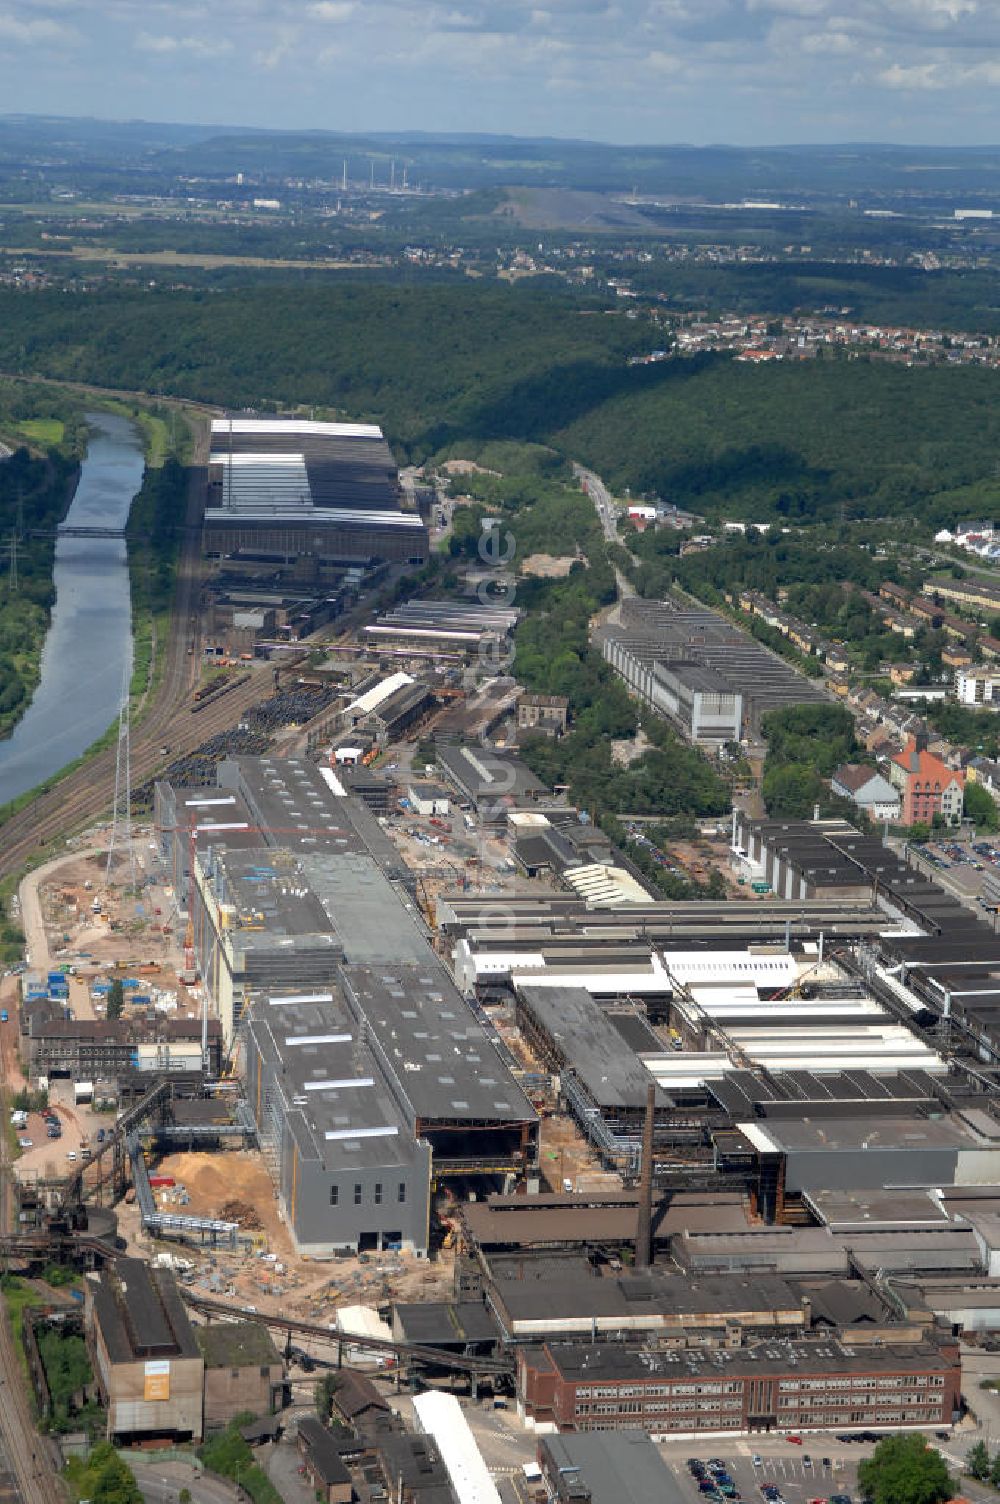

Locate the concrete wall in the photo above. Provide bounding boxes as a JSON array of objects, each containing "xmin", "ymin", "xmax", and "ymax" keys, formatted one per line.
[{"xmin": 204, "ymin": 1362, "xmax": 283, "ymax": 1430}]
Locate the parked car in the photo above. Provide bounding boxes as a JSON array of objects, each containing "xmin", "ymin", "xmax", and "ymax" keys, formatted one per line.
[
  {"xmin": 17, "ymin": 1138, "xmax": 31, "ymax": 1149},
  {"xmin": 97, "ymin": 1128, "xmax": 106, "ymax": 1143},
  {"xmin": 803, "ymin": 1457, "xmax": 813, "ymax": 1469},
  {"xmin": 66, "ymin": 1151, "xmax": 76, "ymax": 1162},
  {"xmin": 752, "ymin": 1458, "xmax": 763, "ymax": 1468},
  {"xmin": 787, "ymin": 1437, "xmax": 803, "ymax": 1446}
]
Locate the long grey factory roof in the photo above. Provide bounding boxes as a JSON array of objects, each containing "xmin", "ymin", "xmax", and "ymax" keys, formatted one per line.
[
  {"xmin": 742, "ymin": 1112, "xmax": 987, "ymax": 1153},
  {"xmin": 516, "ymin": 984, "xmax": 669, "ymax": 1111},
  {"xmin": 341, "ymin": 962, "xmax": 536, "ymax": 1125},
  {"xmin": 392, "ymin": 1302, "xmax": 502, "ymax": 1347},
  {"xmin": 491, "ymin": 1271, "xmax": 804, "ymax": 1325},
  {"xmin": 657, "ymin": 659, "xmax": 738, "ymax": 695},
  {"xmin": 248, "ymin": 988, "xmax": 419, "ymax": 1173},
  {"xmin": 219, "ymin": 756, "xmax": 412, "ymax": 881},
  {"xmin": 806, "ymin": 1187, "xmax": 950, "ymax": 1230},
  {"xmin": 211, "ymin": 847, "xmax": 336, "ymax": 940},
  {"xmin": 299, "ymin": 852, "xmax": 428, "ymax": 966},
  {"xmin": 204, "ymin": 508, "xmax": 422, "ymax": 528}
]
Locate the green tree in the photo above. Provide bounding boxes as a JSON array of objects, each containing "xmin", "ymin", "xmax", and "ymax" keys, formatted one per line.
[
  {"xmin": 964, "ymin": 780, "xmax": 999, "ymax": 832},
  {"xmin": 988, "ymin": 1454, "xmax": 1000, "ymax": 1490},
  {"xmin": 66, "ymin": 1442, "xmax": 141, "ymax": 1504},
  {"xmin": 857, "ymin": 1434, "xmax": 952, "ymax": 1504},
  {"xmin": 315, "ymin": 1372, "xmax": 339, "ymax": 1419},
  {"xmin": 966, "ymin": 1439, "xmax": 989, "ymax": 1481},
  {"xmin": 105, "ymin": 979, "xmax": 125, "ymax": 1021}
]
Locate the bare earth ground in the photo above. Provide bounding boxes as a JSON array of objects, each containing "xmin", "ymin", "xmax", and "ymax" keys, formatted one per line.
[
  {"xmin": 519, "ymin": 553, "xmax": 576, "ymax": 578},
  {"xmin": 116, "ymin": 1148, "xmax": 456, "ymax": 1325}
]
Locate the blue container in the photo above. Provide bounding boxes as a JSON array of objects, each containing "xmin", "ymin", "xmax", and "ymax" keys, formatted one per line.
[{"xmin": 131, "ymin": 996, "xmax": 151, "ymax": 1006}]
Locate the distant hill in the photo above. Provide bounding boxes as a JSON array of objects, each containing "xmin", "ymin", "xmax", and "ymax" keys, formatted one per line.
[{"xmin": 3, "ymin": 114, "xmax": 1000, "ymax": 201}]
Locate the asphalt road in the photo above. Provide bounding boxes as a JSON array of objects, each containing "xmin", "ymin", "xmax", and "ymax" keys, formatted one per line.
[
  {"xmin": 574, "ymin": 462, "xmax": 619, "ymax": 543},
  {"xmin": 130, "ymin": 1457, "xmax": 241, "ymax": 1504}
]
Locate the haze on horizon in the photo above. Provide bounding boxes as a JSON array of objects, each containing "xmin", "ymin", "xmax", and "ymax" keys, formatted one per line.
[{"xmin": 1, "ymin": 0, "xmax": 999, "ymax": 149}]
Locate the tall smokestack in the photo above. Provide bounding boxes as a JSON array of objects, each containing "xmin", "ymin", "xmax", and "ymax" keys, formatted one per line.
[{"xmin": 636, "ymin": 1083, "xmax": 656, "ymax": 1270}]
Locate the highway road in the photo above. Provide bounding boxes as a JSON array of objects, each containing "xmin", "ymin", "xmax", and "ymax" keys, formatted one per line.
[
  {"xmin": 574, "ymin": 461, "xmax": 636, "ymax": 600},
  {"xmin": 574, "ymin": 462, "xmax": 619, "ymax": 543}
]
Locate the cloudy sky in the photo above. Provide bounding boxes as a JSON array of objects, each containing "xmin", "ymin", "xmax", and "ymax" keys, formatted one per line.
[{"xmin": 1, "ymin": 0, "xmax": 998, "ymax": 144}]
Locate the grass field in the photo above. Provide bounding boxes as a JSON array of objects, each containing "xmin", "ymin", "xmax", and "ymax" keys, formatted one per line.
[
  {"xmin": 17, "ymin": 418, "xmax": 64, "ymax": 445},
  {"xmin": 0, "ymin": 245, "xmax": 377, "ymax": 271}
]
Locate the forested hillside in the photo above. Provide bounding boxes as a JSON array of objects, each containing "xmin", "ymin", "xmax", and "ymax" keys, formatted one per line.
[
  {"xmin": 0, "ymin": 283, "xmax": 646, "ymax": 457},
  {"xmin": 1, "ymin": 282, "xmax": 999, "ymax": 533}
]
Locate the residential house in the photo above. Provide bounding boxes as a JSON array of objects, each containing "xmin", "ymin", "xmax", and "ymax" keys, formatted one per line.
[
  {"xmin": 830, "ymin": 764, "xmax": 901, "ymax": 824},
  {"xmin": 888, "ymin": 734, "xmax": 966, "ymax": 826}
]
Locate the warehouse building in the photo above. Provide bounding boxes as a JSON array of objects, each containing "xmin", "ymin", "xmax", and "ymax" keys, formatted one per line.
[
  {"xmin": 436, "ymin": 743, "xmax": 547, "ymax": 821},
  {"xmin": 598, "ymin": 597, "xmax": 828, "ymax": 739},
  {"xmin": 364, "ymin": 599, "xmax": 519, "ymax": 658},
  {"xmin": 538, "ymin": 1432, "xmax": 681, "ymax": 1504},
  {"xmin": 245, "ymin": 986, "xmax": 432, "ymax": 1255},
  {"xmin": 184, "ymin": 757, "xmax": 536, "ymax": 1254},
  {"xmin": 517, "ymin": 1334, "xmax": 960, "ymax": 1436},
  {"xmin": 204, "ymin": 418, "xmax": 427, "ymax": 572},
  {"xmin": 87, "ymin": 1259, "xmax": 204, "ymax": 1444}
]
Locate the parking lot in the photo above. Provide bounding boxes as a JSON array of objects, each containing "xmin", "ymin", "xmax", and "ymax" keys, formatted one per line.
[{"xmin": 662, "ymin": 1442, "xmax": 858, "ymax": 1504}]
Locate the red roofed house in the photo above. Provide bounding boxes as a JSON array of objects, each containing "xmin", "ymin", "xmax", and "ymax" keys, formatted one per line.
[{"xmin": 888, "ymin": 733, "xmax": 965, "ymax": 827}]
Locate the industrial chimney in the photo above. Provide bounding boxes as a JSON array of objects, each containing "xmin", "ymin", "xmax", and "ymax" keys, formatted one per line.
[{"xmin": 635, "ymin": 1083, "xmax": 656, "ymax": 1270}]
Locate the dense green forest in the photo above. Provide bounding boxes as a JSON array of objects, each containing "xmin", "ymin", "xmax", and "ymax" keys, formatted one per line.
[
  {"xmin": 555, "ymin": 357, "xmax": 1000, "ymax": 530},
  {"xmin": 0, "ymin": 283, "xmax": 646, "ymax": 458},
  {"xmin": 1, "ymin": 283, "xmax": 998, "ymax": 536}
]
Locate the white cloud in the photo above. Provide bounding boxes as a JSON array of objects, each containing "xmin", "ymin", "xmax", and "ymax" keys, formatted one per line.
[
  {"xmin": 0, "ymin": 11, "xmax": 75, "ymax": 42},
  {"xmin": 308, "ymin": 1, "xmax": 355, "ymax": 19},
  {"xmin": 799, "ymin": 27, "xmax": 856, "ymax": 50},
  {"xmin": 878, "ymin": 59, "xmax": 946, "ymax": 86},
  {"xmin": 135, "ymin": 30, "xmax": 233, "ymax": 54}
]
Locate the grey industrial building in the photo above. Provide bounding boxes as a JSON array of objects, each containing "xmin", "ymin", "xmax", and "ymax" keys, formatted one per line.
[
  {"xmin": 244, "ymin": 987, "xmax": 433, "ymax": 1255},
  {"xmin": 204, "ymin": 418, "xmax": 427, "ymax": 573},
  {"xmin": 177, "ymin": 756, "xmax": 536, "ymax": 1256},
  {"xmin": 364, "ymin": 599, "xmax": 519, "ymax": 658},
  {"xmin": 538, "ymin": 1431, "xmax": 683, "ymax": 1504},
  {"xmin": 435, "ymin": 743, "xmax": 547, "ymax": 820},
  {"xmin": 598, "ymin": 596, "xmax": 828, "ymax": 739}
]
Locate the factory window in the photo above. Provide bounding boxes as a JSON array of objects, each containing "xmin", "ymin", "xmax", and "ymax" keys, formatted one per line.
[
  {"xmin": 374, "ymin": 1183, "xmax": 383, "ymax": 1205},
  {"xmin": 330, "ymin": 1186, "xmax": 339, "ymax": 1206},
  {"xmin": 399, "ymin": 1182, "xmax": 406, "ymax": 1203},
  {"xmin": 354, "ymin": 1183, "xmax": 362, "ymax": 1205}
]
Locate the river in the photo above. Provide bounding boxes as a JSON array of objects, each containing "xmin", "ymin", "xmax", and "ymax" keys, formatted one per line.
[{"xmin": 0, "ymin": 410, "xmax": 143, "ymax": 808}]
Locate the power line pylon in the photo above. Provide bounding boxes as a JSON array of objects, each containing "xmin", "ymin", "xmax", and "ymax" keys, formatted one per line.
[{"xmin": 106, "ymin": 673, "xmax": 136, "ymax": 891}]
